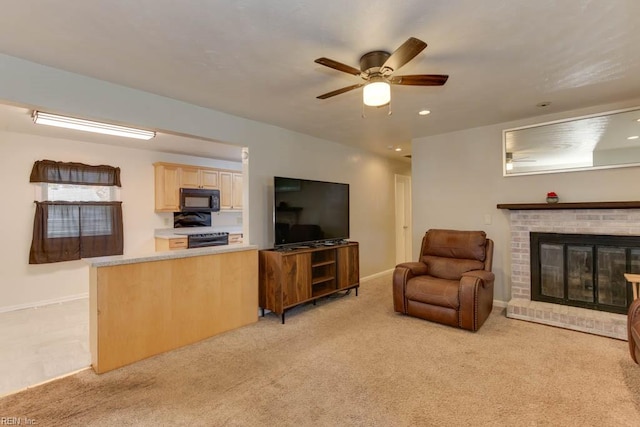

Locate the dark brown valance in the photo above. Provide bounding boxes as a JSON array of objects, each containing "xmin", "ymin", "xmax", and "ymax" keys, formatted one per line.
[
  {"xmin": 29, "ymin": 201, "xmax": 123, "ymax": 264},
  {"xmin": 29, "ymin": 160, "xmax": 121, "ymax": 187}
]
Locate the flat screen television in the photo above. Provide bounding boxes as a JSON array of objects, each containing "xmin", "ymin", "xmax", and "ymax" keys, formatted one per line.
[{"xmin": 274, "ymin": 176, "xmax": 349, "ymax": 247}]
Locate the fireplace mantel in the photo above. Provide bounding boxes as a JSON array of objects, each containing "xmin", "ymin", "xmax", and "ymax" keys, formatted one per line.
[{"xmin": 497, "ymin": 201, "xmax": 640, "ymax": 210}]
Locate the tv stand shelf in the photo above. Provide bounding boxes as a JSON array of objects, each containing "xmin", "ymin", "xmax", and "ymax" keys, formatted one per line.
[
  {"xmin": 312, "ymin": 275, "xmax": 335, "ymax": 285},
  {"xmin": 313, "ymin": 260, "xmax": 335, "ymax": 268},
  {"xmin": 259, "ymin": 242, "xmax": 359, "ymax": 323}
]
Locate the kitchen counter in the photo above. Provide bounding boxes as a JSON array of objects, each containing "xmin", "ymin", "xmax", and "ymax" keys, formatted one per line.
[{"xmin": 88, "ymin": 243, "xmax": 256, "ymax": 267}]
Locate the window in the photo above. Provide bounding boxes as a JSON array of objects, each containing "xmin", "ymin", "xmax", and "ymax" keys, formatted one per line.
[
  {"xmin": 43, "ymin": 184, "xmax": 117, "ymax": 238},
  {"xmin": 29, "ymin": 160, "xmax": 123, "ymax": 264},
  {"xmin": 45, "ymin": 183, "xmax": 115, "ymax": 202}
]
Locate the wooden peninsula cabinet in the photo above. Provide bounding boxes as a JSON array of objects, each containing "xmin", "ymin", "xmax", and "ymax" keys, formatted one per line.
[
  {"xmin": 89, "ymin": 246, "xmax": 258, "ymax": 373},
  {"xmin": 259, "ymin": 242, "xmax": 359, "ymax": 323}
]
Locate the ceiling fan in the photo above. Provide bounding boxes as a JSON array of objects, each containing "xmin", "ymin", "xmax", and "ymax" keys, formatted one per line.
[{"xmin": 314, "ymin": 37, "xmax": 448, "ymax": 107}]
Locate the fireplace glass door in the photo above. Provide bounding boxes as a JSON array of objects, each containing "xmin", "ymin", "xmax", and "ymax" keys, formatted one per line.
[
  {"xmin": 567, "ymin": 245, "xmax": 594, "ymax": 303},
  {"xmin": 531, "ymin": 233, "xmax": 640, "ymax": 314},
  {"xmin": 596, "ymin": 247, "xmax": 627, "ymax": 307},
  {"xmin": 540, "ymin": 243, "xmax": 563, "ymax": 298}
]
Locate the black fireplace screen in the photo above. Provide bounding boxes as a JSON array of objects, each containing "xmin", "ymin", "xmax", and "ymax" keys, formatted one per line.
[{"xmin": 531, "ymin": 233, "xmax": 640, "ymax": 314}]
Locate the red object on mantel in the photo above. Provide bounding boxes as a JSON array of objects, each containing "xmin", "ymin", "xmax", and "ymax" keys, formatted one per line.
[{"xmin": 547, "ymin": 191, "xmax": 558, "ymax": 197}]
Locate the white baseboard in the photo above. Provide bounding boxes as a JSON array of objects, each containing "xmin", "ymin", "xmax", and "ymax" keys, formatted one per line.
[
  {"xmin": 0, "ymin": 366, "xmax": 92, "ymax": 399},
  {"xmin": 493, "ymin": 299, "xmax": 508, "ymax": 308},
  {"xmin": 360, "ymin": 269, "xmax": 394, "ymax": 283},
  {"xmin": 0, "ymin": 293, "xmax": 89, "ymax": 314}
]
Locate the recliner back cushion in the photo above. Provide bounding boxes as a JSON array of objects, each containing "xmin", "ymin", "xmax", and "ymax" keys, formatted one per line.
[
  {"xmin": 422, "ymin": 229, "xmax": 486, "ymax": 261},
  {"xmin": 422, "ymin": 255, "xmax": 485, "ymax": 280}
]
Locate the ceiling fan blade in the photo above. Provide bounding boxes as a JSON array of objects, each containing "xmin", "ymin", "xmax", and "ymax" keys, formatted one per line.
[
  {"xmin": 314, "ymin": 57, "xmax": 362, "ymax": 76},
  {"xmin": 389, "ymin": 74, "xmax": 449, "ymax": 86},
  {"xmin": 381, "ymin": 37, "xmax": 427, "ymax": 73},
  {"xmin": 316, "ymin": 83, "xmax": 364, "ymax": 99}
]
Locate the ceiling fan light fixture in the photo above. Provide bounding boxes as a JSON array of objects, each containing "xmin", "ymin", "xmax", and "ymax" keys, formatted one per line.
[
  {"xmin": 363, "ymin": 79, "xmax": 390, "ymax": 107},
  {"xmin": 315, "ymin": 37, "xmax": 448, "ymax": 109}
]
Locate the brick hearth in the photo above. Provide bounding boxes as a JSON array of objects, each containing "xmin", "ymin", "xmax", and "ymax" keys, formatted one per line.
[{"xmin": 504, "ymin": 208, "xmax": 640, "ymax": 340}]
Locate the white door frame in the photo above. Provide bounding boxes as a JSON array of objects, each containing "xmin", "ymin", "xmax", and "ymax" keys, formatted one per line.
[{"xmin": 394, "ymin": 174, "xmax": 412, "ymax": 264}]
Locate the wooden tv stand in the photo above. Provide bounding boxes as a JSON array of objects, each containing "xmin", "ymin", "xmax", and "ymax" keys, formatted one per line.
[{"xmin": 259, "ymin": 242, "xmax": 359, "ymax": 323}]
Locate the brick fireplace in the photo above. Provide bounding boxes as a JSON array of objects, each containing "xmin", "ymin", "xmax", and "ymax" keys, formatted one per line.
[{"xmin": 499, "ymin": 202, "xmax": 640, "ymax": 340}]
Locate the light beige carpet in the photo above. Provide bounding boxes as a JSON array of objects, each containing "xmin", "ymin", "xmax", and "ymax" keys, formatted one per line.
[{"xmin": 1, "ymin": 273, "xmax": 639, "ymax": 426}]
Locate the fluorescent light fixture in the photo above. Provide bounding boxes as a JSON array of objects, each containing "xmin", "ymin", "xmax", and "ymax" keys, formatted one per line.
[
  {"xmin": 394, "ymin": 147, "xmax": 402, "ymax": 152},
  {"xmin": 363, "ymin": 78, "xmax": 390, "ymax": 107},
  {"xmin": 418, "ymin": 109, "xmax": 431, "ymax": 116},
  {"xmin": 33, "ymin": 111, "xmax": 155, "ymax": 140},
  {"xmin": 628, "ymin": 135, "xmax": 639, "ymax": 140}
]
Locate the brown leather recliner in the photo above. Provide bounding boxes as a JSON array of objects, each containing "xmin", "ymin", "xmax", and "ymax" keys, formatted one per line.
[
  {"xmin": 629, "ymin": 298, "xmax": 640, "ymax": 364},
  {"xmin": 393, "ymin": 229, "xmax": 495, "ymax": 331}
]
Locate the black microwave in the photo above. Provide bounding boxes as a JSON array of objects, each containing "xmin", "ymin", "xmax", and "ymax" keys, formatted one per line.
[{"xmin": 179, "ymin": 188, "xmax": 221, "ymax": 212}]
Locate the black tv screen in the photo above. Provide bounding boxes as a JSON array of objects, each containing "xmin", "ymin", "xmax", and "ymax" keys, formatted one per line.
[{"xmin": 274, "ymin": 176, "xmax": 349, "ymax": 247}]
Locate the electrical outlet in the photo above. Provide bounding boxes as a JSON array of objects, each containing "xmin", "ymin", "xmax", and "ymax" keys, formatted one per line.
[
  {"xmin": 483, "ymin": 214, "xmax": 492, "ymax": 225},
  {"xmin": 164, "ymin": 217, "xmax": 171, "ymax": 227},
  {"xmin": 236, "ymin": 216, "xmax": 243, "ymax": 224}
]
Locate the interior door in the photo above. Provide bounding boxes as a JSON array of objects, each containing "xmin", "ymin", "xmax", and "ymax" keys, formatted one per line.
[{"xmin": 395, "ymin": 175, "xmax": 412, "ymax": 264}]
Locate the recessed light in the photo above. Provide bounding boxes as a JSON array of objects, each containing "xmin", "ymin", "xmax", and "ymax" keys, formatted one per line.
[
  {"xmin": 418, "ymin": 109, "xmax": 431, "ymax": 116},
  {"xmin": 394, "ymin": 147, "xmax": 402, "ymax": 152},
  {"xmin": 628, "ymin": 135, "xmax": 639, "ymax": 140}
]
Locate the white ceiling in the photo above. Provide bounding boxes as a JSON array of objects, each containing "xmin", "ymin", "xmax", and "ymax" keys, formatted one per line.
[{"xmin": 0, "ymin": 0, "xmax": 639, "ymax": 160}]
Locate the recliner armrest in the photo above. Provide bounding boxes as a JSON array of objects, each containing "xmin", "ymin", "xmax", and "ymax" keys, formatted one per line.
[
  {"xmin": 395, "ymin": 262, "xmax": 429, "ymax": 276},
  {"xmin": 459, "ymin": 269, "xmax": 496, "ymax": 331},
  {"xmin": 393, "ymin": 262, "xmax": 428, "ymax": 314},
  {"xmin": 462, "ymin": 270, "xmax": 495, "ymax": 287},
  {"xmin": 628, "ymin": 298, "xmax": 640, "ymax": 364}
]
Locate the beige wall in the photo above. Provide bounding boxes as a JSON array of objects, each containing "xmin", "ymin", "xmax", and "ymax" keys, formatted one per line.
[
  {"xmin": 248, "ymin": 135, "xmax": 410, "ymax": 275},
  {"xmin": 412, "ymin": 98, "xmax": 640, "ymax": 303},
  {"xmin": 0, "ymin": 54, "xmax": 408, "ymax": 311}
]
